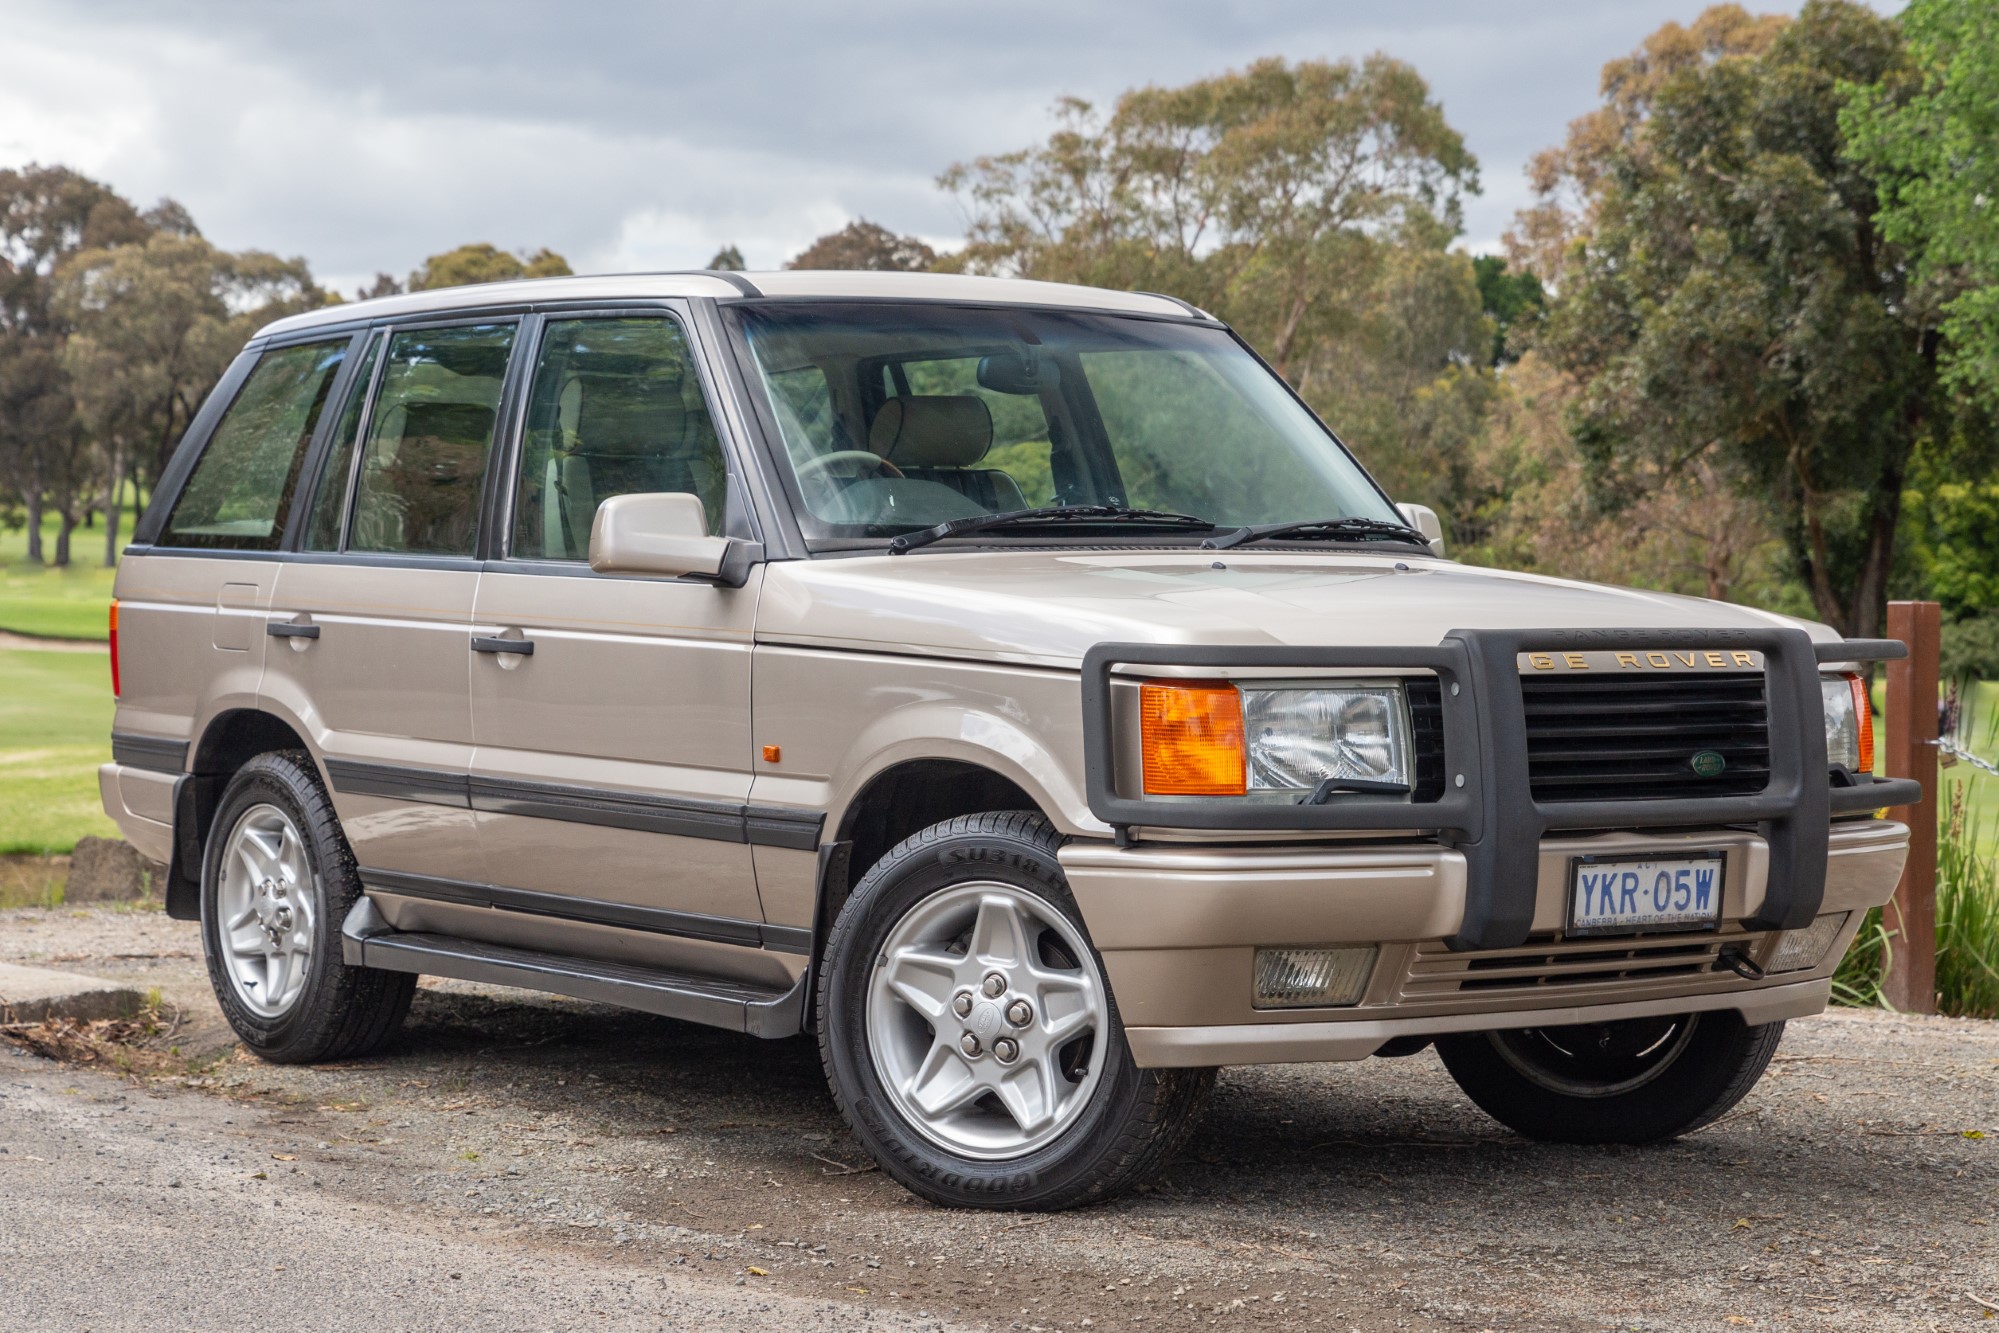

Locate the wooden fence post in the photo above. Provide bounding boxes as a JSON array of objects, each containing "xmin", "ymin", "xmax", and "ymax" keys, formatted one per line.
[{"xmin": 1882, "ymin": 600, "xmax": 1940, "ymax": 1014}]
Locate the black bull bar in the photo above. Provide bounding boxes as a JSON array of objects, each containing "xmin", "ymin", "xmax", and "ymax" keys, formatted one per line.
[{"xmin": 1080, "ymin": 628, "xmax": 1920, "ymax": 952}]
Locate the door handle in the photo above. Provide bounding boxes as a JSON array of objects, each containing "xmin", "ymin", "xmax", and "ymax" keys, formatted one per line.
[
  {"xmin": 470, "ymin": 636, "xmax": 534, "ymax": 656},
  {"xmin": 266, "ymin": 621, "xmax": 320, "ymax": 639}
]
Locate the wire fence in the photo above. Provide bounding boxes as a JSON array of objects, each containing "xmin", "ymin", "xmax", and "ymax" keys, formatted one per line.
[{"xmin": 1940, "ymin": 677, "xmax": 1999, "ymax": 778}]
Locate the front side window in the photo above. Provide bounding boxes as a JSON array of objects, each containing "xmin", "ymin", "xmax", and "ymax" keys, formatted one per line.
[
  {"xmin": 732, "ymin": 303, "xmax": 1399, "ymax": 542},
  {"xmin": 348, "ymin": 323, "xmax": 515, "ymax": 556},
  {"xmin": 511, "ymin": 316, "xmax": 728, "ymax": 561},
  {"xmin": 164, "ymin": 339, "xmax": 348, "ymax": 549}
]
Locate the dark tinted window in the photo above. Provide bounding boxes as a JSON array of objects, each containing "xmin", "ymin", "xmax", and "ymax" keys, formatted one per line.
[
  {"xmin": 511, "ymin": 317, "xmax": 727, "ymax": 561},
  {"xmin": 302, "ymin": 332, "xmax": 382, "ymax": 551},
  {"xmin": 349, "ymin": 323, "xmax": 515, "ymax": 556},
  {"xmin": 164, "ymin": 340, "xmax": 347, "ymax": 549}
]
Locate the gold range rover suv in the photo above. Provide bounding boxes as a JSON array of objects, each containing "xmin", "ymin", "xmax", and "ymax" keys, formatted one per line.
[{"xmin": 99, "ymin": 270, "xmax": 1918, "ymax": 1209}]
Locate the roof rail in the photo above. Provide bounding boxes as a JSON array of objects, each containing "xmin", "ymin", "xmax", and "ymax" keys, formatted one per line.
[{"xmin": 1132, "ymin": 290, "xmax": 1208, "ymax": 320}]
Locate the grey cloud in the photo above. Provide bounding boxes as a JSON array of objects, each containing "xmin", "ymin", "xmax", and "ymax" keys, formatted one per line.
[{"xmin": 3, "ymin": 0, "xmax": 1860, "ymax": 294}]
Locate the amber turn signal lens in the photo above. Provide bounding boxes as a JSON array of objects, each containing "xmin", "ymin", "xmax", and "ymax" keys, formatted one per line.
[
  {"xmin": 108, "ymin": 599, "xmax": 121, "ymax": 699},
  {"xmin": 1846, "ymin": 673, "xmax": 1873, "ymax": 773},
  {"xmin": 1140, "ymin": 681, "xmax": 1245, "ymax": 795}
]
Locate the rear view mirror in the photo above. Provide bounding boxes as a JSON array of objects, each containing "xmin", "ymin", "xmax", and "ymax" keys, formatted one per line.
[
  {"xmin": 976, "ymin": 350, "xmax": 1060, "ymax": 395},
  {"xmin": 1396, "ymin": 502, "xmax": 1447, "ymax": 558},
  {"xmin": 589, "ymin": 493, "xmax": 744, "ymax": 585}
]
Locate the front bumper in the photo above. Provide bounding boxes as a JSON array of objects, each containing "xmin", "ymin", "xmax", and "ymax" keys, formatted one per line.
[
  {"xmin": 1125, "ymin": 976, "xmax": 1834, "ymax": 1067},
  {"xmin": 1062, "ymin": 819, "xmax": 1907, "ymax": 1067}
]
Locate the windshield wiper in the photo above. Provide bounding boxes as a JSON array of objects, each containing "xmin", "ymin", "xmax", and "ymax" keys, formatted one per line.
[
  {"xmin": 1202, "ymin": 516, "xmax": 1431, "ymax": 551},
  {"xmin": 888, "ymin": 505, "xmax": 1216, "ymax": 555}
]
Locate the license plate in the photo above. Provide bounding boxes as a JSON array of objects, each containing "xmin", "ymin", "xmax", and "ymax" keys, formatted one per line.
[{"xmin": 1567, "ymin": 852, "xmax": 1725, "ymax": 937}]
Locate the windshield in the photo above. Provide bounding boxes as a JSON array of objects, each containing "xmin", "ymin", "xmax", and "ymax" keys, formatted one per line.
[{"xmin": 730, "ymin": 302, "xmax": 1400, "ymax": 543}]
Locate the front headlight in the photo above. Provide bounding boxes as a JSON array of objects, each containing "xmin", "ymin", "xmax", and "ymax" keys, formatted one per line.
[
  {"xmin": 1138, "ymin": 679, "xmax": 1411, "ymax": 797},
  {"xmin": 1821, "ymin": 672, "xmax": 1873, "ymax": 772},
  {"xmin": 1242, "ymin": 683, "xmax": 1411, "ymax": 792}
]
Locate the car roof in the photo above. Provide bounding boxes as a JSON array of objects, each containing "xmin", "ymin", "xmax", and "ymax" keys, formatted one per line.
[{"xmin": 253, "ymin": 270, "xmax": 1207, "ymax": 340}]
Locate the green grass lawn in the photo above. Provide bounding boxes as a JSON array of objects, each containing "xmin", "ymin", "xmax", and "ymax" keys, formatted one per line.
[
  {"xmin": 0, "ymin": 506, "xmax": 135, "ymax": 640},
  {"xmin": 1946, "ymin": 679, "xmax": 1999, "ymax": 855},
  {"xmin": 0, "ymin": 647, "xmax": 118, "ymax": 854}
]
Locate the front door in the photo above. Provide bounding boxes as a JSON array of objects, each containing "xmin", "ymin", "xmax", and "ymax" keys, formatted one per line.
[
  {"xmin": 468, "ymin": 312, "xmax": 774, "ymax": 976},
  {"xmin": 261, "ymin": 319, "xmax": 520, "ymax": 885}
]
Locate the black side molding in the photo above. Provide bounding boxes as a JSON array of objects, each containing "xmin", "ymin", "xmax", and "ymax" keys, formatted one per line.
[
  {"xmin": 324, "ymin": 761, "xmax": 825, "ymax": 849},
  {"xmin": 357, "ymin": 865, "xmax": 812, "ymax": 954},
  {"xmin": 324, "ymin": 758, "xmax": 471, "ymax": 808},
  {"xmin": 111, "ymin": 732, "xmax": 189, "ymax": 773}
]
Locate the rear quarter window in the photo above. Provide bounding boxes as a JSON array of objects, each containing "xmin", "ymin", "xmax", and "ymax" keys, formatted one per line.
[{"xmin": 163, "ymin": 339, "xmax": 349, "ymax": 550}]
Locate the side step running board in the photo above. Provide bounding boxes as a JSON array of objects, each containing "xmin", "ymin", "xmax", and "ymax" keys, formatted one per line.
[{"xmin": 340, "ymin": 899, "xmax": 805, "ymax": 1038}]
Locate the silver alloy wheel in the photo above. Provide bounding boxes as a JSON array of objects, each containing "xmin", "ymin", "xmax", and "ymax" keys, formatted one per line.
[
  {"xmin": 215, "ymin": 802, "xmax": 317, "ymax": 1019},
  {"xmin": 866, "ymin": 881, "xmax": 1109, "ymax": 1160}
]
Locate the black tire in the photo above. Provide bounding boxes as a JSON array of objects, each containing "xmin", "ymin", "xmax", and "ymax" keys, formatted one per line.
[
  {"xmin": 1436, "ymin": 1011, "xmax": 1784, "ymax": 1144},
  {"xmin": 200, "ymin": 750, "xmax": 414, "ymax": 1063},
  {"xmin": 817, "ymin": 812, "xmax": 1213, "ymax": 1210}
]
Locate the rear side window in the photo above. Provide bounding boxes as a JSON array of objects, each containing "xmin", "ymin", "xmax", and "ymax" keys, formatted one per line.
[
  {"xmin": 348, "ymin": 323, "xmax": 516, "ymax": 556},
  {"xmin": 302, "ymin": 331, "xmax": 383, "ymax": 551},
  {"xmin": 163, "ymin": 340, "xmax": 348, "ymax": 549}
]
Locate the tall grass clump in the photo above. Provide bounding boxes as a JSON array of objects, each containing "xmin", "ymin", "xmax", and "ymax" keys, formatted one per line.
[
  {"xmin": 1832, "ymin": 781, "xmax": 1999, "ymax": 1018},
  {"xmin": 1934, "ymin": 784, "xmax": 1999, "ymax": 1018}
]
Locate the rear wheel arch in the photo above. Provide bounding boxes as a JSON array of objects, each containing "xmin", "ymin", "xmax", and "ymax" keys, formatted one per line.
[{"xmin": 166, "ymin": 709, "xmax": 317, "ymax": 920}]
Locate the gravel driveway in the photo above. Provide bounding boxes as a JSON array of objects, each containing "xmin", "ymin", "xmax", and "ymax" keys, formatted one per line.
[{"xmin": 2, "ymin": 904, "xmax": 1994, "ymax": 1332}]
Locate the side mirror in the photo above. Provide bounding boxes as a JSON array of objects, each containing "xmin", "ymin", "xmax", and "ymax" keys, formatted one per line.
[
  {"xmin": 1396, "ymin": 502, "xmax": 1447, "ymax": 558},
  {"xmin": 589, "ymin": 493, "xmax": 745, "ymax": 585}
]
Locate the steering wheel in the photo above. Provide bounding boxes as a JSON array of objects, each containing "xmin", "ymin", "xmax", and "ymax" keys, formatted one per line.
[{"xmin": 796, "ymin": 450, "xmax": 905, "ymax": 485}]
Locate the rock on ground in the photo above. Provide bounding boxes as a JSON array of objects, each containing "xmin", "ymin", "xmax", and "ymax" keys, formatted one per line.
[{"xmin": 63, "ymin": 837, "xmax": 165, "ymax": 903}]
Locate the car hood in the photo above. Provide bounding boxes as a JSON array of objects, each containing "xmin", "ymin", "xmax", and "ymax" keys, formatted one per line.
[{"xmin": 755, "ymin": 549, "xmax": 1831, "ymax": 666}]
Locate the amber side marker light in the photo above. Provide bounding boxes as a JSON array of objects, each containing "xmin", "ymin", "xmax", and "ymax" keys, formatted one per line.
[
  {"xmin": 1845, "ymin": 672, "xmax": 1874, "ymax": 773},
  {"xmin": 1139, "ymin": 680, "xmax": 1245, "ymax": 795},
  {"xmin": 109, "ymin": 599, "xmax": 121, "ymax": 698}
]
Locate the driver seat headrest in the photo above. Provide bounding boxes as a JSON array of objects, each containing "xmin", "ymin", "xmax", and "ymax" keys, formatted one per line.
[{"xmin": 869, "ymin": 396, "xmax": 993, "ymax": 468}]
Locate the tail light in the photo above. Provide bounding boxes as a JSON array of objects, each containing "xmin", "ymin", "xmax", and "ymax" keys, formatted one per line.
[{"xmin": 109, "ymin": 599, "xmax": 121, "ymax": 698}]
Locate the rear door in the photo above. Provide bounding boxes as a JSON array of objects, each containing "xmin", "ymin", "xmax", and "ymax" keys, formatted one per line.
[
  {"xmin": 261, "ymin": 319, "xmax": 521, "ymax": 885},
  {"xmin": 467, "ymin": 310, "xmax": 779, "ymax": 962},
  {"xmin": 114, "ymin": 334, "xmax": 352, "ymax": 799}
]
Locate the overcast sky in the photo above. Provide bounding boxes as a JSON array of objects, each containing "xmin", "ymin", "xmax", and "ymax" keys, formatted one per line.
[{"xmin": 1, "ymin": 1, "xmax": 1881, "ymax": 296}]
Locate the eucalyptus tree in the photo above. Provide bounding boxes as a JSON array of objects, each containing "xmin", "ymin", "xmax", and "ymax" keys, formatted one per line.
[
  {"xmin": 0, "ymin": 164, "xmax": 148, "ymax": 562},
  {"xmin": 1534, "ymin": 1, "xmax": 1950, "ymax": 639},
  {"xmin": 57, "ymin": 233, "xmax": 321, "ymax": 563}
]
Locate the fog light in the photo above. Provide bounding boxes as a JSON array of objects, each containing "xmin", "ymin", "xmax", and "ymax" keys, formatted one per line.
[
  {"xmin": 1252, "ymin": 946, "xmax": 1376, "ymax": 1009},
  {"xmin": 1769, "ymin": 912, "xmax": 1850, "ymax": 974}
]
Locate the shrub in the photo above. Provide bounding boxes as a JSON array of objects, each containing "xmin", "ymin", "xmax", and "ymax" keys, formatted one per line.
[
  {"xmin": 1832, "ymin": 781, "xmax": 1999, "ymax": 1018},
  {"xmin": 1941, "ymin": 613, "xmax": 1999, "ymax": 682}
]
